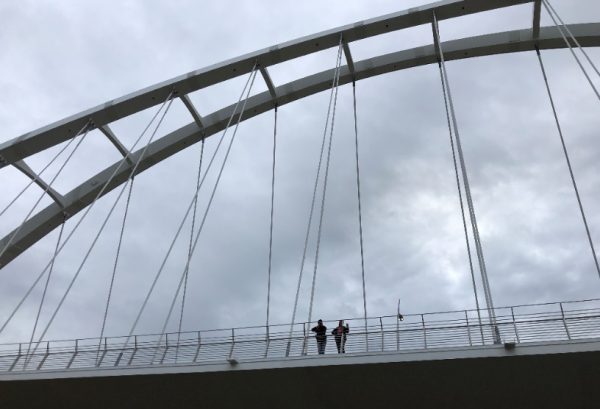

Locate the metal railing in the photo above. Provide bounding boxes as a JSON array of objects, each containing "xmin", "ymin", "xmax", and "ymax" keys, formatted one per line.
[{"xmin": 2, "ymin": 298, "xmax": 600, "ymax": 373}]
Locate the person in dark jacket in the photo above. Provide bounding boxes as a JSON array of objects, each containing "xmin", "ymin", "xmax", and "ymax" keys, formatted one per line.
[
  {"xmin": 332, "ymin": 320, "xmax": 349, "ymax": 353},
  {"xmin": 311, "ymin": 319, "xmax": 327, "ymax": 354}
]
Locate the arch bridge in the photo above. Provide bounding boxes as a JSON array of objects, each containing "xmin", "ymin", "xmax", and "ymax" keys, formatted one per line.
[{"xmin": 1, "ymin": 0, "xmax": 600, "ymax": 407}]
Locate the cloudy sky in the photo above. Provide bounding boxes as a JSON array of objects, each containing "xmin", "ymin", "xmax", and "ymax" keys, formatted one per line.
[{"xmin": 1, "ymin": 0, "xmax": 600, "ymax": 345}]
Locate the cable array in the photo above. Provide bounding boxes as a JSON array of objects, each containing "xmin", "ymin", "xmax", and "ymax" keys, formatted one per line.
[
  {"xmin": 266, "ymin": 106, "xmax": 278, "ymax": 332},
  {"xmin": 306, "ymin": 38, "xmax": 344, "ymax": 332},
  {"xmin": 536, "ymin": 47, "xmax": 600, "ymax": 279},
  {"xmin": 0, "ymin": 122, "xmax": 91, "ymax": 262},
  {"xmin": 175, "ymin": 138, "xmax": 205, "ymax": 362},
  {"xmin": 24, "ymin": 95, "xmax": 176, "ymax": 363},
  {"xmin": 1, "ymin": 2, "xmax": 598, "ymax": 363},
  {"xmin": 352, "ymin": 82, "xmax": 369, "ymax": 348},
  {"xmin": 0, "ymin": 91, "xmax": 175, "ymax": 338},
  {"xmin": 0, "ymin": 133, "xmax": 82, "ymax": 218},
  {"xmin": 95, "ymin": 177, "xmax": 135, "ymax": 365},
  {"xmin": 433, "ymin": 11, "xmax": 499, "ymax": 342},
  {"xmin": 148, "ymin": 67, "xmax": 259, "ymax": 364},
  {"xmin": 542, "ymin": 0, "xmax": 600, "ymax": 101},
  {"xmin": 287, "ymin": 38, "xmax": 344, "ymax": 354},
  {"xmin": 117, "ymin": 65, "xmax": 259, "ymax": 358}
]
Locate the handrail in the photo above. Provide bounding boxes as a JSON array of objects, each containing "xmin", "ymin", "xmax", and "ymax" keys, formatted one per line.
[
  {"xmin": 1, "ymin": 297, "xmax": 598, "ymax": 349},
  {"xmin": 1, "ymin": 298, "xmax": 600, "ymax": 372}
]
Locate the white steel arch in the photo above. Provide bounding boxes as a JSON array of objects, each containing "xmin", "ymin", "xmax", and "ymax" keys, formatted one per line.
[
  {"xmin": 1, "ymin": 0, "xmax": 599, "ymax": 268},
  {"xmin": 0, "ymin": 0, "xmax": 540, "ymax": 166}
]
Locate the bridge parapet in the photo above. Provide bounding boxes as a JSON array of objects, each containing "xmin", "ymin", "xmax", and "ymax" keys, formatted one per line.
[{"xmin": 1, "ymin": 298, "xmax": 600, "ymax": 374}]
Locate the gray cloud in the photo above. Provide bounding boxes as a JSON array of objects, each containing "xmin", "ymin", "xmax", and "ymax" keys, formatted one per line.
[{"xmin": 1, "ymin": 0, "xmax": 600, "ymax": 347}]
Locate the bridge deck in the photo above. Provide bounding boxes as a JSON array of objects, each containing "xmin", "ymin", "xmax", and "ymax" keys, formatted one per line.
[
  {"xmin": 1, "ymin": 299, "xmax": 599, "ymax": 375},
  {"xmin": 2, "ymin": 300, "xmax": 600, "ymax": 408},
  {"xmin": 1, "ymin": 339, "xmax": 600, "ymax": 408}
]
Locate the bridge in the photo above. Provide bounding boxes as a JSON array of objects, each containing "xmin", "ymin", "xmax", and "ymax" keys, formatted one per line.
[
  {"xmin": 1, "ymin": 0, "xmax": 600, "ymax": 407},
  {"xmin": 1, "ymin": 299, "xmax": 600, "ymax": 407},
  {"xmin": 2, "ymin": 298, "xmax": 600, "ymax": 407}
]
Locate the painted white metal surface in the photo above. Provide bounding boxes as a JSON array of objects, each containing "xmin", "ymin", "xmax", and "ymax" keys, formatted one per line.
[
  {"xmin": 1, "ymin": 299, "xmax": 599, "ymax": 380},
  {"xmin": 0, "ymin": 0, "xmax": 536, "ymax": 167},
  {"xmin": 2, "ymin": 338, "xmax": 599, "ymax": 381},
  {"xmin": 1, "ymin": 23, "xmax": 599, "ymax": 268}
]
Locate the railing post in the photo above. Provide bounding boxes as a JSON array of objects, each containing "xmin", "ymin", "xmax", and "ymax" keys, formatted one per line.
[
  {"xmin": 365, "ymin": 318, "xmax": 369, "ymax": 353},
  {"xmin": 465, "ymin": 310, "xmax": 472, "ymax": 346},
  {"xmin": 491, "ymin": 307, "xmax": 502, "ymax": 345},
  {"xmin": 175, "ymin": 332, "xmax": 180, "ymax": 364},
  {"xmin": 67, "ymin": 339, "xmax": 79, "ymax": 369},
  {"xmin": 376, "ymin": 317, "xmax": 383, "ymax": 351},
  {"xmin": 228, "ymin": 328, "xmax": 235, "ymax": 360},
  {"xmin": 127, "ymin": 335, "xmax": 138, "ymax": 366},
  {"xmin": 264, "ymin": 325, "xmax": 270, "ymax": 358},
  {"xmin": 559, "ymin": 302, "xmax": 571, "ymax": 340},
  {"xmin": 305, "ymin": 322, "xmax": 308, "ymax": 355},
  {"xmin": 302, "ymin": 322, "xmax": 308, "ymax": 355},
  {"xmin": 8, "ymin": 343, "xmax": 22, "ymax": 372},
  {"xmin": 477, "ymin": 311, "xmax": 485, "ymax": 345},
  {"xmin": 160, "ymin": 333, "xmax": 169, "ymax": 364},
  {"xmin": 193, "ymin": 331, "xmax": 202, "ymax": 363},
  {"xmin": 396, "ymin": 316, "xmax": 400, "ymax": 351},
  {"xmin": 285, "ymin": 331, "xmax": 292, "ymax": 357},
  {"xmin": 511, "ymin": 307, "xmax": 520, "ymax": 343},
  {"xmin": 37, "ymin": 341, "xmax": 50, "ymax": 370},
  {"xmin": 97, "ymin": 337, "xmax": 108, "ymax": 367},
  {"xmin": 421, "ymin": 314, "xmax": 427, "ymax": 349}
]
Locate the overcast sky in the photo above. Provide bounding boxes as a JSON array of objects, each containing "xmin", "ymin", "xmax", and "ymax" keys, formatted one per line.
[{"xmin": 1, "ymin": 0, "xmax": 600, "ymax": 345}]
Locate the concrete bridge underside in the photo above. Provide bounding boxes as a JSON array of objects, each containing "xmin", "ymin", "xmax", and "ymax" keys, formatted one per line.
[{"xmin": 1, "ymin": 340, "xmax": 599, "ymax": 408}]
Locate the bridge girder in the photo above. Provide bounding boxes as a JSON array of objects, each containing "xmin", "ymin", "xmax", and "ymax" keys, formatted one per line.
[{"xmin": 1, "ymin": 340, "xmax": 600, "ymax": 408}]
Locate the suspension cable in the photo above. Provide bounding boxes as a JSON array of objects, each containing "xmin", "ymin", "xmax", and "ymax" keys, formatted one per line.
[
  {"xmin": 542, "ymin": 0, "xmax": 600, "ymax": 101},
  {"xmin": 149, "ymin": 68, "xmax": 259, "ymax": 364},
  {"xmin": 543, "ymin": 0, "xmax": 600, "ymax": 79},
  {"xmin": 0, "ymin": 122, "xmax": 91, "ymax": 262},
  {"xmin": 287, "ymin": 38, "xmax": 344, "ymax": 354},
  {"xmin": 25, "ymin": 96, "xmax": 175, "ymax": 357},
  {"xmin": 0, "ymin": 91, "xmax": 174, "ymax": 337},
  {"xmin": 22, "ymin": 214, "xmax": 66, "ymax": 369},
  {"xmin": 94, "ymin": 177, "xmax": 136, "ymax": 366},
  {"xmin": 433, "ymin": 11, "xmax": 499, "ymax": 341},
  {"xmin": 175, "ymin": 138, "xmax": 205, "ymax": 363},
  {"xmin": 306, "ymin": 40, "xmax": 344, "ymax": 331},
  {"xmin": 536, "ymin": 47, "xmax": 600, "ymax": 278},
  {"xmin": 437, "ymin": 59, "xmax": 484, "ymax": 343},
  {"xmin": 352, "ymin": 81, "xmax": 369, "ymax": 348},
  {"xmin": 30, "ymin": 166, "xmax": 135, "ymax": 358},
  {"xmin": 0, "ymin": 126, "xmax": 84, "ymax": 218},
  {"xmin": 121, "ymin": 65, "xmax": 259, "ymax": 355},
  {"xmin": 266, "ymin": 106, "xmax": 278, "ymax": 332}
]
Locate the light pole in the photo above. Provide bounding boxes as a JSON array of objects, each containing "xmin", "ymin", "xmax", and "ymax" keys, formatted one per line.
[{"xmin": 396, "ymin": 298, "xmax": 404, "ymax": 351}]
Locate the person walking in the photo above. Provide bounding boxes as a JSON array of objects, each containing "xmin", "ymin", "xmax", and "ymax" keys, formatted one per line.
[
  {"xmin": 311, "ymin": 319, "xmax": 327, "ymax": 354},
  {"xmin": 332, "ymin": 320, "xmax": 349, "ymax": 353}
]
